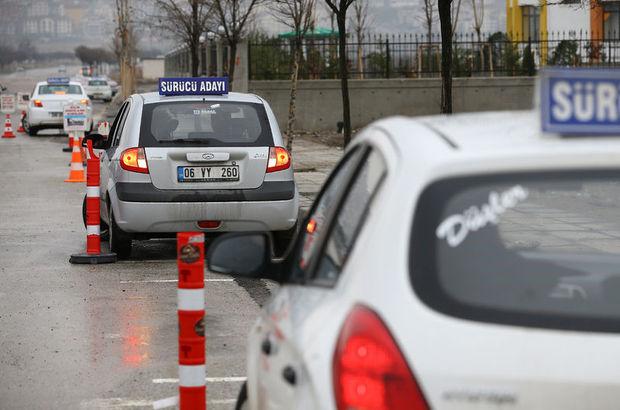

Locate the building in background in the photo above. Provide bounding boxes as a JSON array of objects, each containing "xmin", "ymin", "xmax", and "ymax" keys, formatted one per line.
[
  {"xmin": 0, "ymin": 0, "xmax": 114, "ymax": 53},
  {"xmin": 506, "ymin": 0, "xmax": 620, "ymax": 40}
]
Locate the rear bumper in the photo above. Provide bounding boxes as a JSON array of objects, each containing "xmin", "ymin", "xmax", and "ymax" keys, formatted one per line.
[
  {"xmin": 115, "ymin": 181, "xmax": 296, "ymax": 202},
  {"xmin": 88, "ymin": 91, "xmax": 112, "ymax": 99},
  {"xmin": 110, "ymin": 181, "xmax": 299, "ymax": 233}
]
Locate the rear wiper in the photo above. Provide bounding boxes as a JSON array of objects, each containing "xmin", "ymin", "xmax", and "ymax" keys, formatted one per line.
[{"xmin": 166, "ymin": 138, "xmax": 210, "ymax": 144}]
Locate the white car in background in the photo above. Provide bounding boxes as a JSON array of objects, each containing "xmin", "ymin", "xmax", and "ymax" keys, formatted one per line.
[
  {"xmin": 85, "ymin": 78, "xmax": 113, "ymax": 102},
  {"xmin": 107, "ymin": 79, "xmax": 119, "ymax": 97},
  {"xmin": 25, "ymin": 78, "xmax": 92, "ymax": 136},
  {"xmin": 207, "ymin": 69, "xmax": 620, "ymax": 409}
]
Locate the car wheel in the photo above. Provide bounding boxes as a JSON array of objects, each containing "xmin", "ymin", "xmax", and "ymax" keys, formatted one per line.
[
  {"xmin": 27, "ymin": 124, "xmax": 38, "ymax": 136},
  {"xmin": 82, "ymin": 195, "xmax": 109, "ymax": 241},
  {"xmin": 272, "ymin": 220, "xmax": 299, "ymax": 258},
  {"xmin": 235, "ymin": 382, "xmax": 248, "ymax": 410},
  {"xmin": 109, "ymin": 206, "xmax": 132, "ymax": 259}
]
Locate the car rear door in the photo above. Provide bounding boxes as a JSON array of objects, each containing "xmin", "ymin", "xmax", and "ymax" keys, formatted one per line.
[
  {"xmin": 100, "ymin": 101, "xmax": 130, "ymax": 220},
  {"xmin": 250, "ymin": 146, "xmax": 388, "ymax": 409},
  {"xmin": 142, "ymin": 100, "xmax": 272, "ymax": 191}
]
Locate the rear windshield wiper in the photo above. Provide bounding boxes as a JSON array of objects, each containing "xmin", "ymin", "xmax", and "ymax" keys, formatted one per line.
[{"xmin": 165, "ymin": 138, "xmax": 210, "ymax": 144}]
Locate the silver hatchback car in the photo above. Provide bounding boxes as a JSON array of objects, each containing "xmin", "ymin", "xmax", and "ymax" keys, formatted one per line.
[{"xmin": 84, "ymin": 89, "xmax": 299, "ymax": 258}]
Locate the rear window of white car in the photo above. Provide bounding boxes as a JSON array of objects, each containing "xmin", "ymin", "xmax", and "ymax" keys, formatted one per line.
[
  {"xmin": 139, "ymin": 101, "xmax": 273, "ymax": 147},
  {"xmin": 88, "ymin": 80, "xmax": 108, "ymax": 86},
  {"xmin": 39, "ymin": 84, "xmax": 82, "ymax": 95},
  {"xmin": 411, "ymin": 171, "xmax": 620, "ymax": 333}
]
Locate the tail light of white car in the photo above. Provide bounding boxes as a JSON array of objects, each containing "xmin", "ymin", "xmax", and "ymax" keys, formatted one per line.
[
  {"xmin": 33, "ymin": 99, "xmax": 43, "ymax": 107},
  {"xmin": 333, "ymin": 305, "xmax": 428, "ymax": 410},
  {"xmin": 120, "ymin": 147, "xmax": 149, "ymax": 174},
  {"xmin": 267, "ymin": 146, "xmax": 291, "ymax": 173},
  {"xmin": 80, "ymin": 98, "xmax": 90, "ymax": 106}
]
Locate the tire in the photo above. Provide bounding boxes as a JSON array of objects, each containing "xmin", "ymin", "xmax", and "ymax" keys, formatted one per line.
[
  {"xmin": 235, "ymin": 382, "xmax": 248, "ymax": 410},
  {"xmin": 109, "ymin": 206, "xmax": 132, "ymax": 259},
  {"xmin": 272, "ymin": 220, "xmax": 300, "ymax": 258},
  {"xmin": 27, "ymin": 124, "xmax": 38, "ymax": 136},
  {"xmin": 82, "ymin": 195, "xmax": 109, "ymax": 241}
]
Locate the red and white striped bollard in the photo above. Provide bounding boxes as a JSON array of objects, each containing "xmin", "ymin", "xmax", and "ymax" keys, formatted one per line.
[
  {"xmin": 177, "ymin": 232, "xmax": 206, "ymax": 410},
  {"xmin": 69, "ymin": 139, "xmax": 117, "ymax": 264}
]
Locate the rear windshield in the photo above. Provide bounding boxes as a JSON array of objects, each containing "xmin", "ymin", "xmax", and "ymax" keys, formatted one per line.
[
  {"xmin": 39, "ymin": 84, "xmax": 82, "ymax": 95},
  {"xmin": 88, "ymin": 80, "xmax": 107, "ymax": 86},
  {"xmin": 139, "ymin": 101, "xmax": 273, "ymax": 147},
  {"xmin": 411, "ymin": 171, "xmax": 620, "ymax": 332}
]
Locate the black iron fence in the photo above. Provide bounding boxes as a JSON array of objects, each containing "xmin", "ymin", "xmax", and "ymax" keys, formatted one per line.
[{"xmin": 249, "ymin": 31, "xmax": 620, "ymax": 80}]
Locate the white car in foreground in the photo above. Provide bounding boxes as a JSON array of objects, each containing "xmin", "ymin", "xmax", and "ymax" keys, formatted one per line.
[
  {"xmin": 207, "ymin": 69, "xmax": 620, "ymax": 410},
  {"xmin": 25, "ymin": 78, "xmax": 92, "ymax": 136}
]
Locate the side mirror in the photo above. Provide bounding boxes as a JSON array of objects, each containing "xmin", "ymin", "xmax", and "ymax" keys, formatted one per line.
[
  {"xmin": 82, "ymin": 133, "xmax": 107, "ymax": 149},
  {"xmin": 207, "ymin": 232, "xmax": 282, "ymax": 281}
]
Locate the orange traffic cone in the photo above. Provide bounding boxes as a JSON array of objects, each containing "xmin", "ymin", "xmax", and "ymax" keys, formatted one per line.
[
  {"xmin": 65, "ymin": 133, "xmax": 86, "ymax": 182},
  {"xmin": 78, "ymin": 135, "xmax": 86, "ymax": 164},
  {"xmin": 2, "ymin": 114, "xmax": 15, "ymax": 138},
  {"xmin": 17, "ymin": 111, "xmax": 25, "ymax": 133}
]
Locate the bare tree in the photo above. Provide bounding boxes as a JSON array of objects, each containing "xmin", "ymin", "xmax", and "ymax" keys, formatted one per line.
[
  {"xmin": 114, "ymin": 0, "xmax": 136, "ymax": 99},
  {"xmin": 451, "ymin": 0, "xmax": 462, "ymax": 38},
  {"xmin": 421, "ymin": 0, "xmax": 436, "ymax": 42},
  {"xmin": 323, "ymin": 2, "xmax": 336, "ymax": 32},
  {"xmin": 350, "ymin": 0, "xmax": 370, "ymax": 79},
  {"xmin": 418, "ymin": 0, "xmax": 437, "ymax": 76},
  {"xmin": 272, "ymin": 0, "xmax": 316, "ymax": 152},
  {"xmin": 213, "ymin": 0, "xmax": 263, "ymax": 88},
  {"xmin": 152, "ymin": 0, "xmax": 213, "ymax": 77},
  {"xmin": 438, "ymin": 0, "xmax": 453, "ymax": 113},
  {"xmin": 471, "ymin": 0, "xmax": 484, "ymax": 70},
  {"xmin": 324, "ymin": 0, "xmax": 356, "ymax": 147}
]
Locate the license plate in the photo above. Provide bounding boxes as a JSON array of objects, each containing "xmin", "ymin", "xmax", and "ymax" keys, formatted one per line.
[
  {"xmin": 178, "ymin": 165, "xmax": 239, "ymax": 182},
  {"xmin": 50, "ymin": 112, "xmax": 62, "ymax": 118}
]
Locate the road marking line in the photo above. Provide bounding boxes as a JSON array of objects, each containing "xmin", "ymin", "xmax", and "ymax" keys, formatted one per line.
[
  {"xmin": 152, "ymin": 376, "xmax": 246, "ymax": 384},
  {"xmin": 210, "ymin": 399, "xmax": 237, "ymax": 404},
  {"xmin": 152, "ymin": 396, "xmax": 178, "ymax": 409},
  {"xmin": 79, "ymin": 398, "xmax": 153, "ymax": 408},
  {"xmin": 121, "ymin": 279, "xmax": 234, "ymax": 284}
]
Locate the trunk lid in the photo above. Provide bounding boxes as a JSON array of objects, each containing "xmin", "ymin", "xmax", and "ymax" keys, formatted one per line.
[
  {"xmin": 406, "ymin": 321, "xmax": 620, "ymax": 410},
  {"xmin": 145, "ymin": 147, "xmax": 269, "ymax": 190}
]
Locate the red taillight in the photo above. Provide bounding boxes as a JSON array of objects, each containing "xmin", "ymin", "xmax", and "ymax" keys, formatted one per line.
[
  {"xmin": 333, "ymin": 305, "xmax": 428, "ymax": 410},
  {"xmin": 33, "ymin": 99, "xmax": 43, "ymax": 107},
  {"xmin": 306, "ymin": 218, "xmax": 317, "ymax": 234},
  {"xmin": 197, "ymin": 220, "xmax": 221, "ymax": 229},
  {"xmin": 120, "ymin": 147, "xmax": 149, "ymax": 174},
  {"xmin": 266, "ymin": 146, "xmax": 291, "ymax": 173}
]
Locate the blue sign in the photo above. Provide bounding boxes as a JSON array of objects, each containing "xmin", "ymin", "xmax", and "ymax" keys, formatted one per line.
[
  {"xmin": 159, "ymin": 77, "xmax": 229, "ymax": 96},
  {"xmin": 541, "ymin": 68, "xmax": 620, "ymax": 135},
  {"xmin": 47, "ymin": 77, "xmax": 70, "ymax": 84}
]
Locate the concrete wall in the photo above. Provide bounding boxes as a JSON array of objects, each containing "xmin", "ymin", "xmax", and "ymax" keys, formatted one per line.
[{"xmin": 249, "ymin": 77, "xmax": 536, "ymax": 132}]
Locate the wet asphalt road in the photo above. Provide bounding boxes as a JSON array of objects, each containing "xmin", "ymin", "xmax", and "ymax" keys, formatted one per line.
[{"xmin": 0, "ymin": 68, "xmax": 270, "ymax": 409}]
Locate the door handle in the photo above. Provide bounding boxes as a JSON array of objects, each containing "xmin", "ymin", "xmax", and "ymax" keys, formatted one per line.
[
  {"xmin": 282, "ymin": 366, "xmax": 296, "ymax": 386},
  {"xmin": 261, "ymin": 338, "xmax": 272, "ymax": 355}
]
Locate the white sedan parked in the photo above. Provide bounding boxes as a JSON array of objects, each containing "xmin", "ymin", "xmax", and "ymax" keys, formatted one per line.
[{"xmin": 208, "ymin": 104, "xmax": 620, "ymax": 409}]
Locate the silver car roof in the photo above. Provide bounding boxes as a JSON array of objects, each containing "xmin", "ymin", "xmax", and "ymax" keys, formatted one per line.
[{"xmin": 138, "ymin": 91, "xmax": 264, "ymax": 105}]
